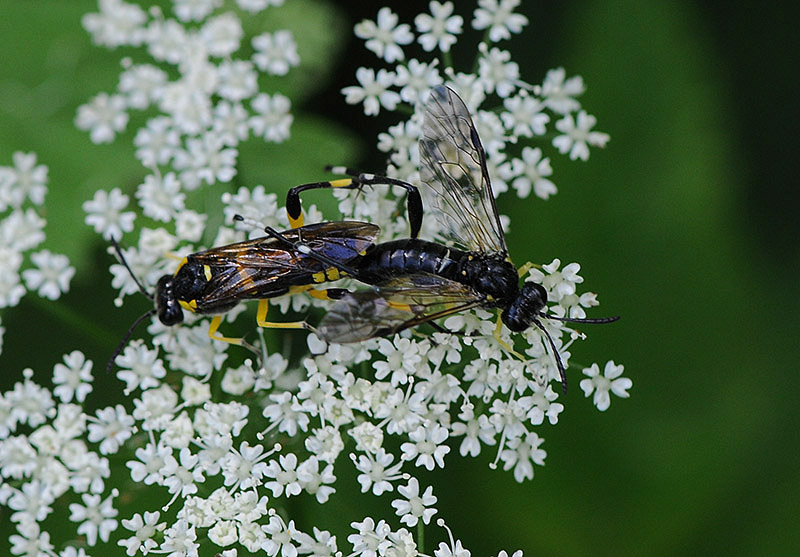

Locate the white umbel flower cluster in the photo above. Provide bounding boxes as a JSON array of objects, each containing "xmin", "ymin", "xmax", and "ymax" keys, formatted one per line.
[{"xmin": 0, "ymin": 2, "xmax": 629, "ymax": 556}]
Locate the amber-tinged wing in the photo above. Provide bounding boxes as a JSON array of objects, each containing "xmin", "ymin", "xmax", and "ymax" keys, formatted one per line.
[
  {"xmin": 420, "ymin": 85, "xmax": 507, "ymax": 255},
  {"xmin": 316, "ymin": 273, "xmax": 487, "ymax": 343},
  {"xmin": 193, "ymin": 221, "xmax": 379, "ymax": 305}
]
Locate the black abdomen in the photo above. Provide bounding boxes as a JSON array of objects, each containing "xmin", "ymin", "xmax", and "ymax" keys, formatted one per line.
[{"xmin": 357, "ymin": 240, "xmax": 466, "ymax": 283}]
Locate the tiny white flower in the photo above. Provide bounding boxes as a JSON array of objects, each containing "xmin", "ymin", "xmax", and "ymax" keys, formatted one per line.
[
  {"xmin": 477, "ymin": 45, "xmax": 519, "ymax": 97},
  {"xmin": 135, "ymin": 172, "xmax": 185, "ymax": 222},
  {"xmin": 263, "ymin": 452, "xmax": 302, "ymax": 497},
  {"xmin": 22, "ymin": 250, "xmax": 74, "ymax": 300},
  {"xmin": 252, "ymin": 30, "xmax": 300, "ymax": 75},
  {"xmin": 75, "ymin": 92, "xmax": 129, "ymax": 144},
  {"xmin": 249, "ymin": 92, "xmax": 293, "ymax": 142},
  {"xmin": 82, "ymin": 0, "xmax": 147, "ymax": 48},
  {"xmin": 160, "ymin": 447, "xmax": 204, "ymax": 497},
  {"xmin": 83, "ymin": 188, "xmax": 136, "ymax": 240},
  {"xmin": 505, "ymin": 146, "xmax": 556, "ymax": 199},
  {"xmin": 119, "ymin": 511, "xmax": 163, "ymax": 556},
  {"xmin": 118, "ymin": 62, "xmax": 167, "ymax": 110},
  {"xmin": 52, "ymin": 350, "xmax": 93, "ymax": 403},
  {"xmin": 173, "ymin": 0, "xmax": 220, "ymax": 22},
  {"xmin": 2, "ymin": 151, "xmax": 48, "ymax": 208},
  {"xmin": 501, "ymin": 93, "xmax": 549, "ymax": 138},
  {"xmin": 472, "ymin": 0, "xmax": 528, "ymax": 42},
  {"xmin": 114, "ymin": 341, "xmax": 166, "ymax": 394},
  {"xmin": 68, "ymin": 490, "xmax": 119, "ymax": 546},
  {"xmin": 160, "ymin": 518, "xmax": 199, "ymax": 556},
  {"xmin": 133, "ymin": 116, "xmax": 181, "ymax": 168},
  {"xmin": 342, "ymin": 67, "xmax": 400, "ymax": 116},
  {"xmin": 127, "ymin": 441, "xmax": 170, "ymax": 485},
  {"xmin": 221, "ymin": 441, "xmax": 269, "ymax": 490},
  {"xmin": 354, "ymin": 447, "xmax": 403, "ymax": 495},
  {"xmin": 391, "ymin": 477, "xmax": 437, "ymax": 527},
  {"xmin": 262, "ymin": 515, "xmax": 301, "ymax": 557},
  {"xmin": 580, "ymin": 361, "xmax": 632, "ymax": 411},
  {"xmin": 297, "ymin": 455, "xmax": 336, "ymax": 503},
  {"xmin": 200, "ymin": 11, "xmax": 243, "ymax": 57},
  {"xmin": 400, "ymin": 424, "xmax": 451, "ymax": 470},
  {"xmin": 349, "ymin": 517, "xmax": 392, "ymax": 556},
  {"xmin": 0, "ymin": 208, "xmax": 45, "ymax": 253},
  {"xmin": 355, "ymin": 7, "xmax": 413, "ymax": 63},
  {"xmin": 553, "ymin": 111, "xmax": 610, "ymax": 161},
  {"xmin": 541, "ymin": 67, "xmax": 585, "ymax": 114},
  {"xmin": 88, "ymin": 404, "xmax": 135, "ymax": 455},
  {"xmin": 415, "ymin": 1, "xmax": 463, "ymax": 52},
  {"xmin": 216, "ymin": 59, "xmax": 258, "ymax": 102},
  {"xmin": 395, "ymin": 59, "xmax": 443, "ymax": 104},
  {"xmin": 499, "ymin": 431, "xmax": 546, "ymax": 482}
]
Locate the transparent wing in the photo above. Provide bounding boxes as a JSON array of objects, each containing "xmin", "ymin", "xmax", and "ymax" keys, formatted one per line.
[
  {"xmin": 420, "ymin": 85, "xmax": 507, "ymax": 254},
  {"xmin": 316, "ymin": 273, "xmax": 486, "ymax": 343}
]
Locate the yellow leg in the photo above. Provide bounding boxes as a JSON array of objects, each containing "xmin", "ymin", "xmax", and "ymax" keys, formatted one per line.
[
  {"xmin": 255, "ymin": 299, "xmax": 307, "ymax": 329},
  {"xmin": 493, "ymin": 316, "xmax": 527, "ymax": 360},
  {"xmin": 208, "ymin": 315, "xmax": 245, "ymax": 345},
  {"xmin": 285, "ymin": 177, "xmax": 356, "ymax": 229},
  {"xmin": 517, "ymin": 261, "xmax": 536, "ymax": 278}
]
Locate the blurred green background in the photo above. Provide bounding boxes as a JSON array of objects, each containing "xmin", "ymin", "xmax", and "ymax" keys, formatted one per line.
[{"xmin": 1, "ymin": 0, "xmax": 798, "ymax": 555}]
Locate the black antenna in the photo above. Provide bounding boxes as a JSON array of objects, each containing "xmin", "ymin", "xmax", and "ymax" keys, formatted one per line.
[
  {"xmin": 110, "ymin": 236, "xmax": 154, "ymax": 301},
  {"xmin": 542, "ymin": 313, "xmax": 620, "ymax": 325},
  {"xmin": 106, "ymin": 309, "xmax": 156, "ymax": 373},
  {"xmin": 106, "ymin": 237, "xmax": 157, "ymax": 372},
  {"xmin": 531, "ymin": 316, "xmax": 569, "ymax": 394},
  {"xmin": 535, "ymin": 313, "xmax": 620, "ymax": 393}
]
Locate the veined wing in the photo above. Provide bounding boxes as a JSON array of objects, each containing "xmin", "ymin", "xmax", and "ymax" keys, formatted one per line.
[
  {"xmin": 420, "ymin": 85, "xmax": 507, "ymax": 255},
  {"xmin": 316, "ymin": 273, "xmax": 487, "ymax": 343},
  {"xmin": 194, "ymin": 221, "xmax": 380, "ymax": 303}
]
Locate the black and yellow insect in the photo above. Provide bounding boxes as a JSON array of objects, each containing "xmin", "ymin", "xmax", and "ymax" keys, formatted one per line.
[
  {"xmin": 107, "ymin": 172, "xmax": 421, "ymax": 370},
  {"xmin": 315, "ymin": 86, "xmax": 618, "ymax": 390}
]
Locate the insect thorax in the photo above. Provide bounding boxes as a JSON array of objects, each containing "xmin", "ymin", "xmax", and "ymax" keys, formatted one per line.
[{"xmin": 460, "ymin": 254, "xmax": 519, "ymax": 302}]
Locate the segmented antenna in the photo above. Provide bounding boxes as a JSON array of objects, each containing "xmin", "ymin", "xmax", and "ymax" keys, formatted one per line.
[
  {"xmin": 106, "ymin": 309, "xmax": 156, "ymax": 373},
  {"xmin": 536, "ymin": 313, "xmax": 620, "ymax": 393},
  {"xmin": 110, "ymin": 236, "xmax": 153, "ymax": 301},
  {"xmin": 106, "ymin": 237, "xmax": 157, "ymax": 372}
]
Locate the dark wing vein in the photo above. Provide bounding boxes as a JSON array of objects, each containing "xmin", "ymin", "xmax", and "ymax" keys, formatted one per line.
[
  {"xmin": 420, "ymin": 85, "xmax": 507, "ymax": 254},
  {"xmin": 316, "ymin": 273, "xmax": 486, "ymax": 343}
]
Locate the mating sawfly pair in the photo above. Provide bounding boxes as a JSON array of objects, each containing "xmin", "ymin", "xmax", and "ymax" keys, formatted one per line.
[{"xmin": 110, "ymin": 86, "xmax": 617, "ymax": 390}]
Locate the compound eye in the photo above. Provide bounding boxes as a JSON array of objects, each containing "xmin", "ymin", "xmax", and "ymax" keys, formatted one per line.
[
  {"xmin": 155, "ymin": 275, "xmax": 184, "ymax": 326},
  {"xmin": 158, "ymin": 300, "xmax": 184, "ymax": 326}
]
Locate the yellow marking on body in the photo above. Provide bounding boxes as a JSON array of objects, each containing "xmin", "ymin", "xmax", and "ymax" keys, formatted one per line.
[
  {"xmin": 329, "ymin": 178, "xmax": 354, "ymax": 188},
  {"xmin": 307, "ymin": 288, "xmax": 334, "ymax": 300},
  {"xmin": 312, "ymin": 267, "xmax": 345, "ymax": 284},
  {"xmin": 311, "ymin": 270, "xmax": 327, "ymax": 284},
  {"xmin": 208, "ymin": 315, "xmax": 244, "ymax": 345},
  {"xmin": 179, "ymin": 300, "xmax": 198, "ymax": 312},
  {"xmin": 287, "ymin": 284, "xmax": 336, "ymax": 301},
  {"xmin": 288, "ymin": 213, "xmax": 305, "ymax": 229},
  {"xmin": 174, "ymin": 257, "xmax": 189, "ymax": 274},
  {"xmin": 203, "ymin": 265, "xmax": 212, "ymax": 281}
]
